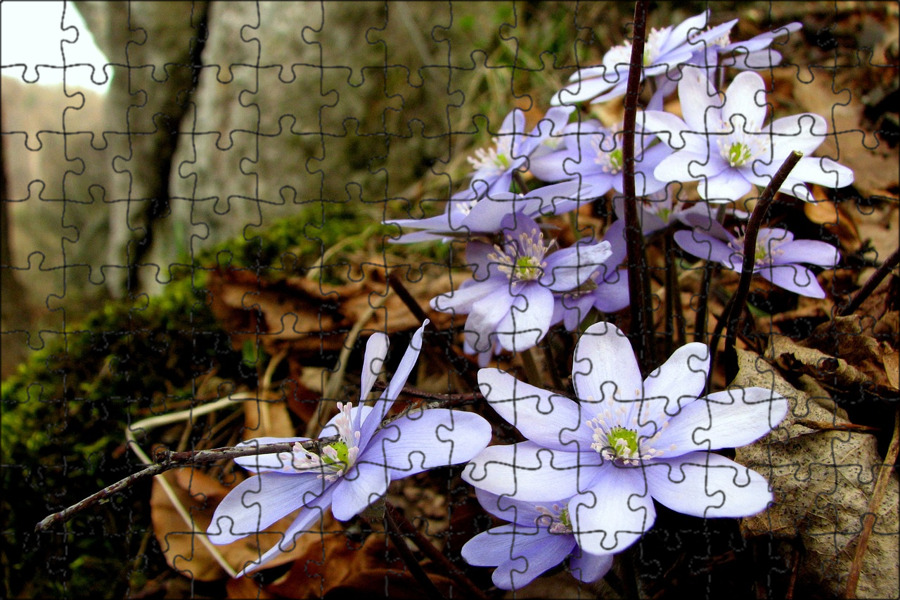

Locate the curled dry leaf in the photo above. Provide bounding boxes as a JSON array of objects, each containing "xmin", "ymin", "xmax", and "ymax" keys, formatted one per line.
[
  {"xmin": 732, "ymin": 349, "xmax": 899, "ymax": 598},
  {"xmin": 227, "ymin": 531, "xmax": 456, "ymax": 599},
  {"xmin": 151, "ymin": 468, "xmax": 329, "ymax": 581}
]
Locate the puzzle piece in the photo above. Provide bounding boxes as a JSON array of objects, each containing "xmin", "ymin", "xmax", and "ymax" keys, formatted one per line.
[{"xmin": 2, "ymin": 2, "xmax": 898, "ymax": 598}]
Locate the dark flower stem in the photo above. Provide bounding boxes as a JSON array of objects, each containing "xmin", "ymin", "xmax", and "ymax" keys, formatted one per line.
[
  {"xmin": 836, "ymin": 247, "xmax": 900, "ymax": 316},
  {"xmin": 718, "ymin": 151, "xmax": 802, "ymax": 382},
  {"xmin": 622, "ymin": 0, "xmax": 654, "ymax": 374}
]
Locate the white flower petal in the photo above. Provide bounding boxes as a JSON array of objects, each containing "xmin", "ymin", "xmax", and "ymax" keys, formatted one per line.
[
  {"xmin": 569, "ymin": 466, "xmax": 655, "ymax": 554},
  {"xmin": 654, "ymin": 387, "xmax": 788, "ymax": 455},
  {"xmin": 233, "ymin": 437, "xmax": 309, "ymax": 472},
  {"xmin": 331, "ymin": 461, "xmax": 390, "ymax": 521},
  {"xmin": 573, "ymin": 322, "xmax": 642, "ymax": 403},
  {"xmin": 569, "ymin": 549, "xmax": 615, "ymax": 583},
  {"xmin": 360, "ymin": 333, "xmax": 389, "ymax": 401},
  {"xmin": 641, "ymin": 342, "xmax": 709, "ymax": 429},
  {"xmin": 463, "ymin": 441, "xmax": 602, "ymax": 501},
  {"xmin": 646, "ymin": 452, "xmax": 773, "ymax": 518},
  {"xmin": 495, "ymin": 284, "xmax": 555, "ymax": 352},
  {"xmin": 207, "ymin": 472, "xmax": 329, "ymax": 545},
  {"xmin": 722, "ymin": 71, "xmax": 768, "ymax": 131},
  {"xmin": 367, "ymin": 408, "xmax": 492, "ymax": 477},
  {"xmin": 757, "ymin": 264, "xmax": 827, "ymax": 298},
  {"xmin": 235, "ymin": 485, "xmax": 335, "ymax": 576},
  {"xmin": 478, "ymin": 368, "xmax": 590, "ymax": 451}
]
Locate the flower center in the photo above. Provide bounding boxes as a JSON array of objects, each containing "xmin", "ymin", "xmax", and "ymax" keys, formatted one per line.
[
  {"xmin": 595, "ymin": 147, "xmax": 624, "ymax": 174},
  {"xmin": 467, "ymin": 137, "xmax": 511, "ymax": 173},
  {"xmin": 488, "ymin": 228, "xmax": 549, "ymax": 283},
  {"xmin": 643, "ymin": 27, "xmax": 666, "ymax": 66},
  {"xmin": 535, "ymin": 504, "xmax": 573, "ymax": 534},
  {"xmin": 288, "ymin": 402, "xmax": 360, "ymax": 481},
  {"xmin": 728, "ymin": 230, "xmax": 787, "ymax": 270},
  {"xmin": 585, "ymin": 401, "xmax": 671, "ymax": 466},
  {"xmin": 725, "ymin": 142, "xmax": 753, "ymax": 167}
]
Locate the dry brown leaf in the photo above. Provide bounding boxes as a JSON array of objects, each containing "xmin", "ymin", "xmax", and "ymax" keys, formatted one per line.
[
  {"xmin": 241, "ymin": 532, "xmax": 457, "ymax": 599},
  {"xmin": 151, "ymin": 468, "xmax": 331, "ymax": 581},
  {"xmin": 803, "ymin": 195, "xmax": 861, "ymax": 252},
  {"xmin": 206, "ymin": 267, "xmax": 454, "ymax": 356},
  {"xmin": 733, "ymin": 349, "xmax": 899, "ymax": 598}
]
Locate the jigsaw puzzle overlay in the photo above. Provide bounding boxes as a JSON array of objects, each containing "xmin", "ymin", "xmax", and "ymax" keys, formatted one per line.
[{"xmin": 2, "ymin": 2, "xmax": 898, "ymax": 598}]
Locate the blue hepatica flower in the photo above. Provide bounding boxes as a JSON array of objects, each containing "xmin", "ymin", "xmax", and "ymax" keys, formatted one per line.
[
  {"xmin": 674, "ymin": 225, "xmax": 841, "ymax": 298},
  {"xmin": 528, "ymin": 120, "xmax": 673, "ymax": 199},
  {"xmin": 552, "ymin": 11, "xmax": 737, "ymax": 106},
  {"xmin": 640, "ymin": 69, "xmax": 854, "ymax": 202},
  {"xmin": 207, "ymin": 322, "xmax": 492, "ymax": 576},
  {"xmin": 385, "ymin": 180, "xmax": 590, "ymax": 243},
  {"xmin": 465, "ymin": 106, "xmax": 574, "ymax": 195},
  {"xmin": 431, "ymin": 214, "xmax": 613, "ymax": 354},
  {"xmin": 461, "ymin": 488, "xmax": 614, "ymax": 590},
  {"xmin": 464, "ymin": 322, "xmax": 788, "ymax": 555}
]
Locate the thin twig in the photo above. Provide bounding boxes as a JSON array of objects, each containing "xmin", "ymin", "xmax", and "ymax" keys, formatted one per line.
[
  {"xmin": 720, "ymin": 151, "xmax": 803, "ymax": 382},
  {"xmin": 622, "ymin": 0, "xmax": 654, "ymax": 375},
  {"xmin": 844, "ymin": 408, "xmax": 900, "ymax": 599},
  {"xmin": 386, "ymin": 503, "xmax": 488, "ymax": 600},
  {"xmin": 837, "ymin": 247, "xmax": 900, "ymax": 317},
  {"xmin": 35, "ymin": 384, "xmax": 486, "ymax": 532}
]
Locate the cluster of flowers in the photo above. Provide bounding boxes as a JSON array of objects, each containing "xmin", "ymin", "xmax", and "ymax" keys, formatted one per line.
[
  {"xmin": 208, "ymin": 321, "xmax": 788, "ymax": 589},
  {"xmin": 207, "ymin": 9, "xmax": 853, "ymax": 592}
]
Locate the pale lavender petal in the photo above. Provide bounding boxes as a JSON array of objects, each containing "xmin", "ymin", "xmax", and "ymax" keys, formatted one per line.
[
  {"xmin": 665, "ymin": 11, "xmax": 710, "ymax": 54},
  {"xmin": 474, "ymin": 487, "xmax": 547, "ymax": 525},
  {"xmin": 654, "ymin": 387, "xmax": 788, "ymax": 456},
  {"xmin": 466, "ymin": 285, "xmax": 518, "ymax": 353},
  {"xmin": 463, "ymin": 441, "xmax": 602, "ymax": 501},
  {"xmin": 591, "ymin": 275, "xmax": 630, "ymax": 313},
  {"xmin": 573, "ymin": 322, "xmax": 642, "ymax": 403},
  {"xmin": 540, "ymin": 241, "xmax": 613, "ymax": 291},
  {"xmin": 777, "ymin": 156, "xmax": 854, "ymax": 189},
  {"xmin": 360, "ymin": 320, "xmax": 428, "ymax": 446},
  {"xmin": 769, "ymin": 113, "xmax": 828, "ymax": 156},
  {"xmin": 492, "ymin": 531, "xmax": 576, "ymax": 590},
  {"xmin": 722, "ymin": 71, "xmax": 768, "ymax": 131},
  {"xmin": 701, "ymin": 168, "xmax": 754, "ymax": 202},
  {"xmin": 233, "ymin": 437, "xmax": 309, "ymax": 472},
  {"xmin": 775, "ymin": 240, "xmax": 840, "ymax": 267},
  {"xmin": 757, "ymin": 264, "xmax": 827, "ymax": 298},
  {"xmin": 552, "ymin": 76, "xmax": 618, "ymax": 106},
  {"xmin": 356, "ymin": 319, "xmax": 430, "ymax": 448},
  {"xmin": 431, "ymin": 278, "xmax": 500, "ymax": 313},
  {"xmin": 236, "ymin": 485, "xmax": 335, "ymax": 576},
  {"xmin": 674, "ymin": 230, "xmax": 741, "ymax": 271},
  {"xmin": 569, "ymin": 549, "xmax": 614, "ymax": 583},
  {"xmin": 569, "ymin": 466, "xmax": 655, "ymax": 554},
  {"xmin": 367, "ymin": 407, "xmax": 492, "ymax": 476},
  {"xmin": 678, "ymin": 67, "xmax": 723, "ymax": 133},
  {"xmin": 639, "ymin": 111, "xmax": 692, "ymax": 150},
  {"xmin": 462, "ymin": 525, "xmax": 575, "ymax": 590},
  {"xmin": 478, "ymin": 368, "xmax": 591, "ymax": 451},
  {"xmin": 641, "ymin": 342, "xmax": 709, "ymax": 429},
  {"xmin": 495, "ymin": 284, "xmax": 555, "ymax": 352},
  {"xmin": 207, "ymin": 472, "xmax": 329, "ymax": 545},
  {"xmin": 646, "ymin": 452, "xmax": 773, "ymax": 518},
  {"xmin": 331, "ymin": 460, "xmax": 389, "ymax": 521},
  {"xmin": 360, "ymin": 332, "xmax": 389, "ymax": 401}
]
